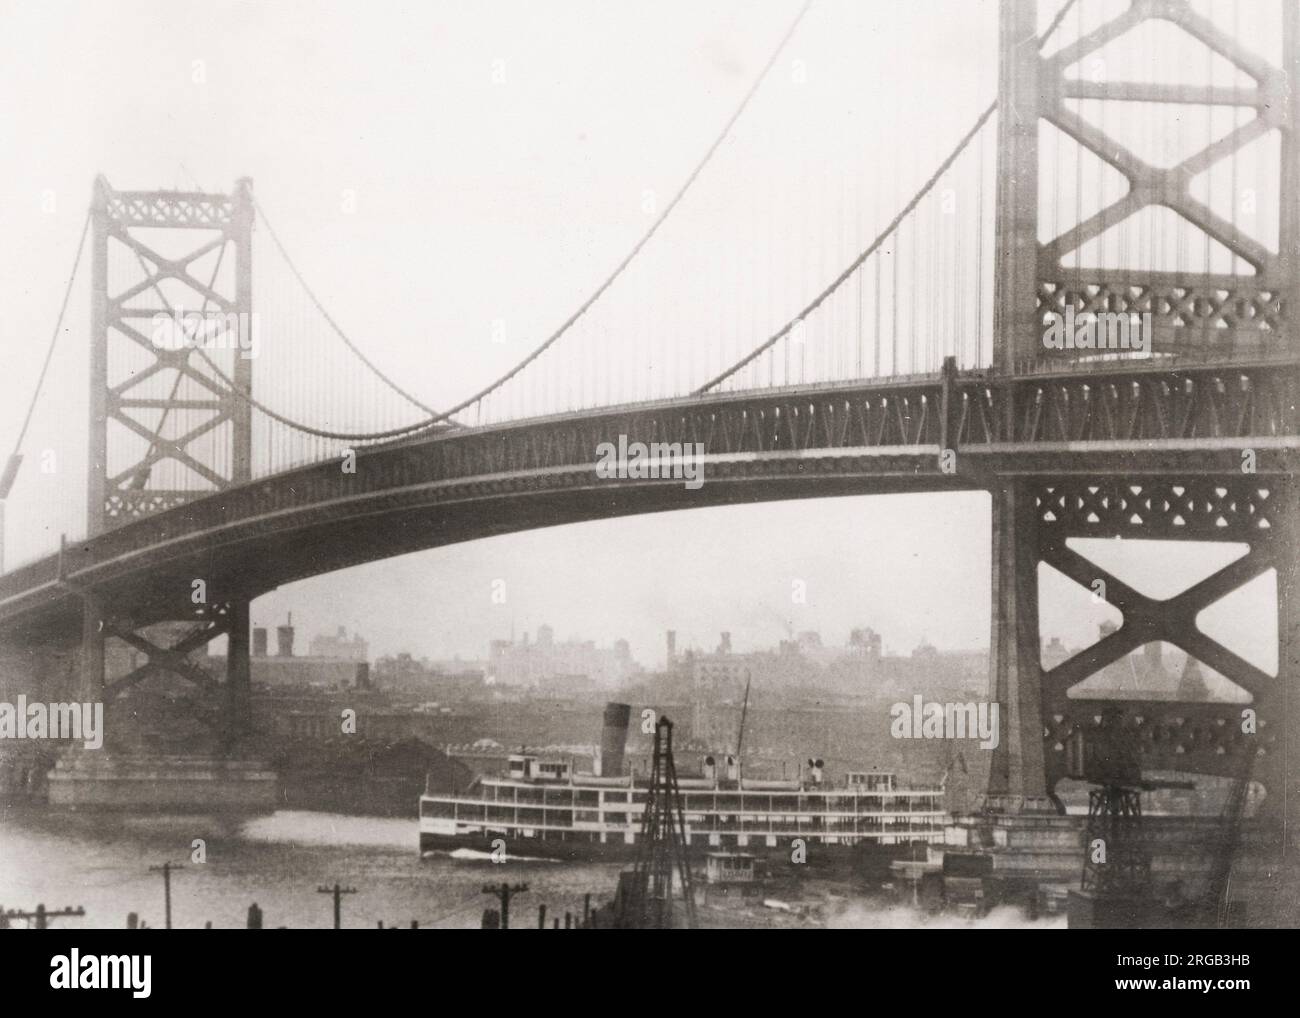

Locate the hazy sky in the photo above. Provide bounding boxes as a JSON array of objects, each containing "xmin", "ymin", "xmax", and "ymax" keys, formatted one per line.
[{"xmin": 0, "ymin": 1, "xmax": 1277, "ymax": 682}]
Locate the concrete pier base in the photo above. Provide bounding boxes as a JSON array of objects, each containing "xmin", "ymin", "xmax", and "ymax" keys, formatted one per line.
[
  {"xmin": 945, "ymin": 809, "xmax": 1083, "ymax": 888},
  {"xmin": 942, "ymin": 810, "xmax": 1300, "ymax": 926},
  {"xmin": 46, "ymin": 751, "xmax": 277, "ymax": 811}
]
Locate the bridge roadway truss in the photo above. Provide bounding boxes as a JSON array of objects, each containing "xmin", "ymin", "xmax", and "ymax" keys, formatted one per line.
[{"xmin": 0, "ymin": 351, "xmax": 1295, "ymax": 765}]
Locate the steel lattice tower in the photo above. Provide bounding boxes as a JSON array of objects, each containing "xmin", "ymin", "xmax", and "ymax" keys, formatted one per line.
[{"xmin": 625, "ymin": 717, "xmax": 698, "ymax": 929}]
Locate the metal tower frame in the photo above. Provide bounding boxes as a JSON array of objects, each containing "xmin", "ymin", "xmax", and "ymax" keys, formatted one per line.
[
  {"xmin": 988, "ymin": 0, "xmax": 1300, "ymax": 835},
  {"xmin": 80, "ymin": 176, "xmax": 255, "ymax": 743},
  {"xmin": 88, "ymin": 175, "xmax": 253, "ymax": 536},
  {"xmin": 625, "ymin": 717, "xmax": 698, "ymax": 929}
]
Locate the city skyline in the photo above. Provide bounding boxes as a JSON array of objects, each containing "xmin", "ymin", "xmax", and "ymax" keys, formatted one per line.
[
  {"xmin": 244, "ymin": 495, "xmax": 1272, "ymax": 688},
  {"xmin": 245, "ymin": 491, "xmax": 992, "ymax": 668}
]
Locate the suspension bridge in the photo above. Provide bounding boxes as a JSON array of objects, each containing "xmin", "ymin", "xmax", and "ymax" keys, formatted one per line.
[{"xmin": 0, "ymin": 0, "xmax": 1296, "ymax": 836}]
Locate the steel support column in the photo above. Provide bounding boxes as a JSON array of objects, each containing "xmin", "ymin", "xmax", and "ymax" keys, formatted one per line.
[
  {"xmin": 987, "ymin": 480, "xmax": 1049, "ymax": 805},
  {"xmin": 992, "ymin": 0, "xmax": 1038, "ymax": 377},
  {"xmin": 1282, "ymin": 2, "xmax": 1299, "ymax": 341},
  {"xmin": 225, "ymin": 599, "xmax": 252, "ymax": 742},
  {"xmin": 76, "ymin": 603, "xmax": 255, "ymax": 748},
  {"xmin": 231, "ymin": 179, "xmax": 254, "ymax": 486},
  {"xmin": 87, "ymin": 176, "xmax": 110, "ymax": 539},
  {"xmin": 1281, "ymin": 0, "xmax": 1300, "ymax": 853},
  {"xmin": 1277, "ymin": 502, "xmax": 1300, "ymax": 852},
  {"xmin": 80, "ymin": 593, "xmax": 104, "ymax": 702},
  {"xmin": 988, "ymin": 0, "xmax": 1049, "ymax": 808}
]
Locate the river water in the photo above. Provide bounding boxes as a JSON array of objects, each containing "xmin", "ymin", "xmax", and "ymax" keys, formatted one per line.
[
  {"xmin": 0, "ymin": 807, "xmax": 624, "ymax": 930},
  {"xmin": 0, "ymin": 807, "xmax": 1063, "ymax": 929}
]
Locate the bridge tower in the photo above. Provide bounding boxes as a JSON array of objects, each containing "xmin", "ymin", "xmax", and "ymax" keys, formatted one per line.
[
  {"xmin": 80, "ymin": 177, "xmax": 256, "ymax": 743},
  {"xmin": 988, "ymin": 0, "xmax": 1300, "ymax": 846}
]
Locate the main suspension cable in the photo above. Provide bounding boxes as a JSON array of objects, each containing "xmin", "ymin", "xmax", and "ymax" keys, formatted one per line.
[
  {"xmin": 693, "ymin": 100, "xmax": 998, "ymax": 393},
  {"xmin": 8, "ymin": 208, "xmax": 92, "ymax": 462},
  {"xmin": 253, "ymin": 197, "xmax": 450, "ymax": 421},
  {"xmin": 694, "ymin": 0, "xmax": 1078, "ymax": 393},
  {"xmin": 421, "ymin": 0, "xmax": 816, "ymax": 424}
]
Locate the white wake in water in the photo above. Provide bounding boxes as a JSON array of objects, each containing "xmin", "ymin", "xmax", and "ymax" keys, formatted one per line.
[
  {"xmin": 826, "ymin": 902, "xmax": 1067, "ymax": 930},
  {"xmin": 437, "ymin": 847, "xmax": 560, "ymax": 864},
  {"xmin": 238, "ymin": 811, "xmax": 414, "ymax": 849}
]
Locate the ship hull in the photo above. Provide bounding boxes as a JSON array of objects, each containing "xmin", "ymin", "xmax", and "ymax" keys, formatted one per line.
[
  {"xmin": 419, "ymin": 829, "xmax": 918, "ymax": 874},
  {"xmin": 421, "ymin": 831, "xmax": 639, "ymax": 863}
]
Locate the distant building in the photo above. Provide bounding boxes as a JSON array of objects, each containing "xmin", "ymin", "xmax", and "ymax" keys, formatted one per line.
[
  {"xmin": 233, "ymin": 614, "xmax": 368, "ymax": 689},
  {"xmin": 267, "ymin": 702, "xmax": 472, "ymax": 743},
  {"xmin": 215, "ymin": 652, "xmax": 364, "ymax": 689},
  {"xmin": 848, "ymin": 627, "xmax": 883, "ymax": 663},
  {"xmin": 911, "ymin": 638, "xmax": 939, "ymax": 660},
  {"xmin": 372, "ymin": 653, "xmax": 489, "ymax": 699},
  {"xmin": 251, "ymin": 658, "xmax": 362, "ymax": 689},
  {"xmin": 309, "ymin": 626, "xmax": 369, "ymax": 662},
  {"xmin": 652, "ymin": 624, "xmax": 986, "ymax": 703},
  {"xmin": 538, "ymin": 672, "xmax": 596, "ymax": 697},
  {"xmin": 488, "ymin": 625, "xmax": 641, "ymax": 688},
  {"xmin": 1042, "ymin": 636, "xmax": 1070, "ymax": 671},
  {"xmin": 691, "ymin": 654, "xmax": 749, "ymax": 702},
  {"xmin": 276, "ymin": 615, "xmax": 296, "ymax": 657},
  {"xmin": 432, "ymin": 670, "xmax": 489, "ymax": 699},
  {"xmin": 374, "ymin": 652, "xmax": 426, "ymax": 688}
]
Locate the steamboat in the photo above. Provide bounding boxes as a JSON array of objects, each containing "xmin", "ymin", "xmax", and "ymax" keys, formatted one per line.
[{"xmin": 420, "ymin": 703, "xmax": 947, "ymax": 866}]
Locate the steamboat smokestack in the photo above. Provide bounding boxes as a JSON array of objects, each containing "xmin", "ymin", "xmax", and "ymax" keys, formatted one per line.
[{"xmin": 600, "ymin": 702, "xmax": 631, "ymax": 778}]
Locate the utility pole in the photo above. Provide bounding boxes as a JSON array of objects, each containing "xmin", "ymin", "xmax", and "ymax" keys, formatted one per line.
[
  {"xmin": 3, "ymin": 904, "xmax": 85, "ymax": 930},
  {"xmin": 316, "ymin": 883, "xmax": 357, "ymax": 929},
  {"xmin": 481, "ymin": 882, "xmax": 528, "ymax": 930},
  {"xmin": 148, "ymin": 862, "xmax": 184, "ymax": 930}
]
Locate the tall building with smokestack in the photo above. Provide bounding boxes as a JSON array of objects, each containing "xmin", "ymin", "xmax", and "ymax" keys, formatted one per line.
[
  {"xmin": 666, "ymin": 630, "xmax": 677, "ymax": 667},
  {"xmin": 208, "ymin": 611, "xmax": 370, "ymax": 689},
  {"xmin": 276, "ymin": 613, "xmax": 295, "ymax": 657}
]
